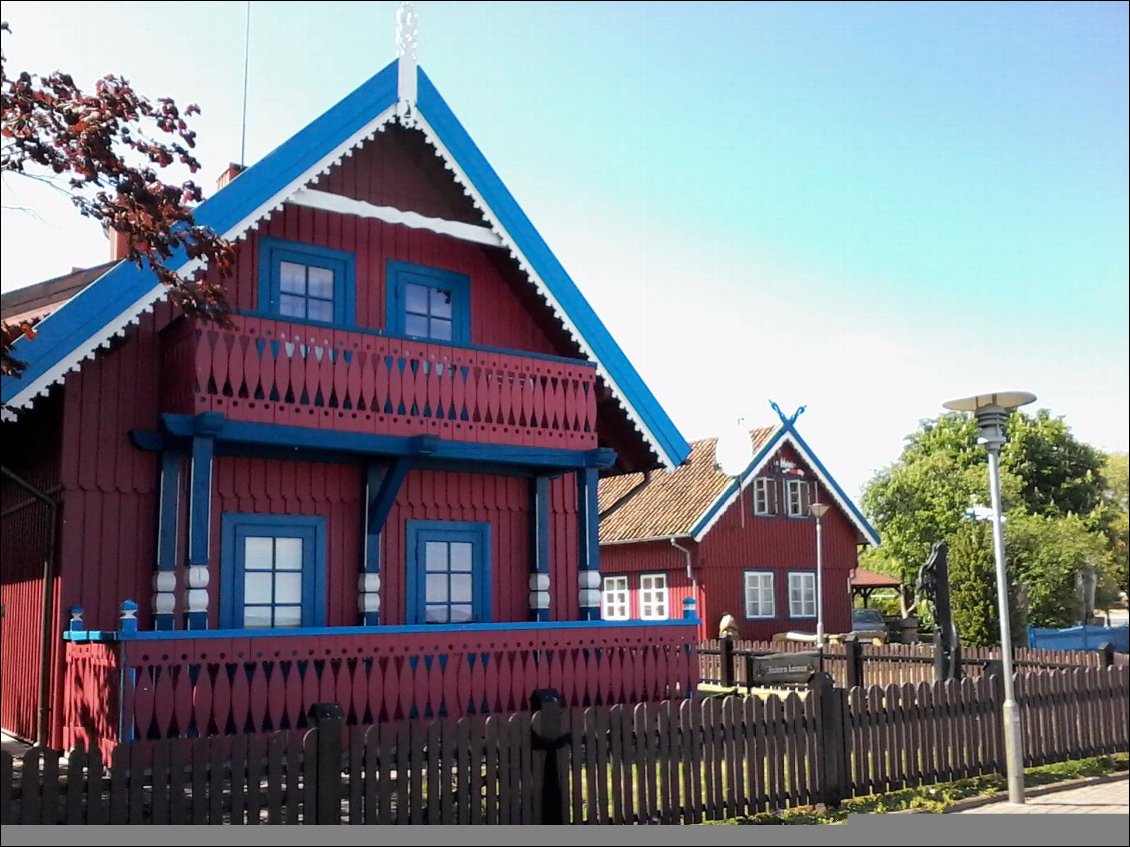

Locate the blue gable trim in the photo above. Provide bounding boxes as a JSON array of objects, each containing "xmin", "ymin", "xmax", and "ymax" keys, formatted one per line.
[
  {"xmin": 688, "ymin": 423, "xmax": 881, "ymax": 547},
  {"xmin": 785, "ymin": 424, "xmax": 881, "ymax": 547},
  {"xmin": 416, "ymin": 70, "xmax": 690, "ymax": 469},
  {"xmin": 2, "ymin": 61, "xmax": 399, "ymax": 407}
]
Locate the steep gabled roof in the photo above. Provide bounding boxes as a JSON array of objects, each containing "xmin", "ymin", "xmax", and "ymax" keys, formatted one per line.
[
  {"xmin": 2, "ymin": 59, "xmax": 690, "ymax": 469},
  {"xmin": 1, "ymin": 261, "xmax": 115, "ymax": 326},
  {"xmin": 599, "ymin": 422, "xmax": 880, "ymax": 547},
  {"xmin": 599, "ymin": 428, "xmax": 776, "ymax": 542}
]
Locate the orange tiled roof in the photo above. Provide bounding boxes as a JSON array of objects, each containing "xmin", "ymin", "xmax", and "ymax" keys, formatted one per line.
[
  {"xmin": 850, "ymin": 568, "xmax": 902, "ymax": 589},
  {"xmin": 599, "ymin": 427, "xmax": 776, "ymax": 542}
]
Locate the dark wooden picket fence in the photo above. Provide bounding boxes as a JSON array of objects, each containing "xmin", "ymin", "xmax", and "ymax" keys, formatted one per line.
[
  {"xmin": 699, "ymin": 638, "xmax": 1116, "ymax": 690},
  {"xmin": 4, "ymin": 664, "xmax": 1127, "ymax": 824}
]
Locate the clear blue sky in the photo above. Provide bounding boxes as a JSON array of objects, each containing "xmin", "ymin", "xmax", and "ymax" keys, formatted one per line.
[{"xmin": 2, "ymin": 2, "xmax": 1127, "ymax": 497}]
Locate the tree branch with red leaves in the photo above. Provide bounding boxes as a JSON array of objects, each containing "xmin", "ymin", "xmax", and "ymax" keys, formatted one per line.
[{"xmin": 1, "ymin": 21, "xmax": 234, "ymax": 379}]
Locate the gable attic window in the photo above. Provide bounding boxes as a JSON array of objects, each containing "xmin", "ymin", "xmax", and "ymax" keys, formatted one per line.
[
  {"xmin": 258, "ymin": 238, "xmax": 355, "ymax": 325},
  {"xmin": 387, "ymin": 260, "xmax": 471, "ymax": 344},
  {"xmin": 785, "ymin": 479, "xmax": 813, "ymax": 518},
  {"xmin": 753, "ymin": 477, "xmax": 777, "ymax": 515}
]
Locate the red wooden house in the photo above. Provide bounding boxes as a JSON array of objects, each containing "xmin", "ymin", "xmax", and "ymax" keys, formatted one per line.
[
  {"xmin": 598, "ymin": 417, "xmax": 880, "ymax": 642},
  {"xmin": 0, "ymin": 44, "xmax": 696, "ymax": 751}
]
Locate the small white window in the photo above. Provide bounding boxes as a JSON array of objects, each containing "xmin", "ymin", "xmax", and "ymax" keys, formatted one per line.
[
  {"xmin": 744, "ymin": 571, "xmax": 775, "ymax": 618},
  {"xmin": 786, "ymin": 479, "xmax": 811, "ymax": 517},
  {"xmin": 788, "ymin": 572, "xmax": 817, "ymax": 618},
  {"xmin": 639, "ymin": 573, "xmax": 669, "ymax": 620},
  {"xmin": 753, "ymin": 478, "xmax": 776, "ymax": 515},
  {"xmin": 602, "ymin": 575, "xmax": 629, "ymax": 621}
]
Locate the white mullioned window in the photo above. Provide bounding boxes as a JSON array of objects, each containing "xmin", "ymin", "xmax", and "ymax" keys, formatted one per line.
[
  {"xmin": 753, "ymin": 477, "xmax": 776, "ymax": 515},
  {"xmin": 788, "ymin": 571, "xmax": 817, "ymax": 618},
  {"xmin": 639, "ymin": 573, "xmax": 669, "ymax": 620},
  {"xmin": 786, "ymin": 479, "xmax": 811, "ymax": 517},
  {"xmin": 744, "ymin": 571, "xmax": 775, "ymax": 618},
  {"xmin": 601, "ymin": 575, "xmax": 630, "ymax": 621}
]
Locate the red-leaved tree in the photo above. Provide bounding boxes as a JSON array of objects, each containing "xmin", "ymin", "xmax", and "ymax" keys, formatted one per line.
[{"xmin": 1, "ymin": 21, "xmax": 234, "ymax": 377}]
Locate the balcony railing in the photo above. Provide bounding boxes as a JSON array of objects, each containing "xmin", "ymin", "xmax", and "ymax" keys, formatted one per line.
[
  {"xmin": 62, "ymin": 620, "xmax": 699, "ymax": 752},
  {"xmin": 161, "ymin": 316, "xmax": 598, "ymax": 450}
]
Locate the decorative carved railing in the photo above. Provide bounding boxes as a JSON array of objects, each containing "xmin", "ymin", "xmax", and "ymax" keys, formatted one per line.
[
  {"xmin": 62, "ymin": 621, "xmax": 698, "ymax": 747},
  {"xmin": 161, "ymin": 317, "xmax": 598, "ymax": 450}
]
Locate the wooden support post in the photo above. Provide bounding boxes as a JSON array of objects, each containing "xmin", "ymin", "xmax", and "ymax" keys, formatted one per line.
[
  {"xmin": 530, "ymin": 689, "xmax": 567, "ymax": 824},
  {"xmin": 809, "ymin": 671, "xmax": 848, "ymax": 808},
  {"xmin": 308, "ymin": 703, "xmax": 345, "ymax": 825},
  {"xmin": 1097, "ymin": 641, "xmax": 1114, "ymax": 668},
  {"xmin": 844, "ymin": 635, "xmax": 864, "ymax": 689},
  {"xmin": 719, "ymin": 636, "xmax": 736, "ymax": 689}
]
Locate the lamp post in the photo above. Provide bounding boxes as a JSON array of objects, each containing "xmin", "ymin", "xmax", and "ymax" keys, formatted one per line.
[
  {"xmin": 944, "ymin": 390, "xmax": 1036, "ymax": 805},
  {"xmin": 810, "ymin": 501, "xmax": 831, "ymax": 650}
]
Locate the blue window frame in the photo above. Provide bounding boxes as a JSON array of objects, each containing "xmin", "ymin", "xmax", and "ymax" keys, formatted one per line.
[
  {"xmin": 405, "ymin": 520, "xmax": 490, "ymax": 624},
  {"xmin": 386, "ymin": 261, "xmax": 471, "ymax": 344},
  {"xmin": 220, "ymin": 513, "xmax": 326, "ymax": 629},
  {"xmin": 258, "ymin": 238, "xmax": 355, "ymax": 325}
]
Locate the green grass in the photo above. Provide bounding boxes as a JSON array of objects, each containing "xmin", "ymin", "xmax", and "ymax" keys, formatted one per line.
[{"xmin": 709, "ymin": 753, "xmax": 1129, "ymax": 824}]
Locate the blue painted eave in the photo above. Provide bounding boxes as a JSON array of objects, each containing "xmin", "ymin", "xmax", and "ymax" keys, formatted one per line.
[
  {"xmin": 416, "ymin": 68, "xmax": 691, "ymax": 469},
  {"xmin": 3, "ymin": 61, "xmax": 399, "ymax": 406}
]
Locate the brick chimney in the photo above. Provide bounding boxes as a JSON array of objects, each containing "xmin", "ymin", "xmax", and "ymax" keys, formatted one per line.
[
  {"xmin": 109, "ymin": 228, "xmax": 132, "ymax": 262},
  {"xmin": 216, "ymin": 162, "xmax": 246, "ymax": 191}
]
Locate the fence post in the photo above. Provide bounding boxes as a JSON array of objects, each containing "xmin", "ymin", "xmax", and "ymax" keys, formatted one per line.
[
  {"xmin": 530, "ymin": 689, "xmax": 567, "ymax": 824},
  {"xmin": 720, "ymin": 636, "xmax": 736, "ymax": 688},
  {"xmin": 844, "ymin": 636, "xmax": 864, "ymax": 689},
  {"xmin": 308, "ymin": 703, "xmax": 345, "ymax": 825},
  {"xmin": 809, "ymin": 671, "xmax": 848, "ymax": 807},
  {"xmin": 1097, "ymin": 642, "xmax": 1114, "ymax": 668},
  {"xmin": 983, "ymin": 662, "xmax": 1008, "ymax": 777}
]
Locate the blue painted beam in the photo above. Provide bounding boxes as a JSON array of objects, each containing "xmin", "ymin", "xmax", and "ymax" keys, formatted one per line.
[
  {"xmin": 576, "ymin": 467, "xmax": 601, "ymax": 621},
  {"xmin": 186, "ymin": 435, "xmax": 214, "ymax": 630},
  {"xmin": 530, "ymin": 476, "xmax": 551, "ymax": 622},
  {"xmin": 62, "ymin": 615, "xmax": 701, "ymax": 642},
  {"xmin": 361, "ymin": 463, "xmax": 389, "ymax": 625},
  {"xmin": 369, "ymin": 458, "xmax": 411, "ymax": 543},
  {"xmin": 154, "ymin": 451, "xmax": 182, "ymax": 630},
  {"xmin": 159, "ymin": 414, "xmax": 615, "ymax": 470}
]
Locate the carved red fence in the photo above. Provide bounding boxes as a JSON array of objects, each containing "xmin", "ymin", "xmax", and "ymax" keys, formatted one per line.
[
  {"xmin": 62, "ymin": 622, "xmax": 698, "ymax": 749},
  {"xmin": 161, "ymin": 317, "xmax": 598, "ymax": 449}
]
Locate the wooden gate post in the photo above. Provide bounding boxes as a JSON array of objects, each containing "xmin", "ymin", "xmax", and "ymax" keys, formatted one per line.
[
  {"xmin": 530, "ymin": 689, "xmax": 567, "ymax": 824},
  {"xmin": 1097, "ymin": 642, "xmax": 1114, "ymax": 668},
  {"xmin": 307, "ymin": 703, "xmax": 345, "ymax": 825},
  {"xmin": 809, "ymin": 671, "xmax": 848, "ymax": 807},
  {"xmin": 719, "ymin": 636, "xmax": 736, "ymax": 688},
  {"xmin": 843, "ymin": 636, "xmax": 864, "ymax": 689}
]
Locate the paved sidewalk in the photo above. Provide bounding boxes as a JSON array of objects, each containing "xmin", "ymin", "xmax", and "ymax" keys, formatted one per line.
[{"xmin": 955, "ymin": 775, "xmax": 1128, "ymax": 814}]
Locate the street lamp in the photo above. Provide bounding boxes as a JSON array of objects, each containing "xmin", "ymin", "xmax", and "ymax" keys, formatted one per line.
[
  {"xmin": 944, "ymin": 390, "xmax": 1036, "ymax": 805},
  {"xmin": 810, "ymin": 501, "xmax": 831, "ymax": 650}
]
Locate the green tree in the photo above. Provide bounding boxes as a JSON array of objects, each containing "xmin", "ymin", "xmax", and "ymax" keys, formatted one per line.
[
  {"xmin": 863, "ymin": 408, "xmax": 1117, "ymax": 640},
  {"xmin": 948, "ymin": 520, "xmax": 1021, "ymax": 647},
  {"xmin": 1099, "ymin": 452, "xmax": 1128, "ymax": 595}
]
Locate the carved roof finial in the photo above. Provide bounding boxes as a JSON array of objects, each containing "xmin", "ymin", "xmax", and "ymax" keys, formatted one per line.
[{"xmin": 396, "ymin": 2, "xmax": 418, "ymax": 115}]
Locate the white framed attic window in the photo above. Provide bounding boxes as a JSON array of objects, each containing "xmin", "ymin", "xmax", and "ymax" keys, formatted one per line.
[
  {"xmin": 785, "ymin": 479, "xmax": 812, "ymax": 517},
  {"xmin": 753, "ymin": 477, "xmax": 777, "ymax": 516}
]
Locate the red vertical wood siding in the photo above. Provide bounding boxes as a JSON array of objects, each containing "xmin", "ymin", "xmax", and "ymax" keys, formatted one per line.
[
  {"xmin": 0, "ymin": 396, "xmax": 63, "ymax": 742},
  {"xmin": 196, "ymin": 128, "xmax": 580, "ymax": 360},
  {"xmin": 599, "ymin": 444, "xmax": 862, "ymax": 642},
  {"xmin": 600, "ymin": 541, "xmax": 707, "ymax": 636}
]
